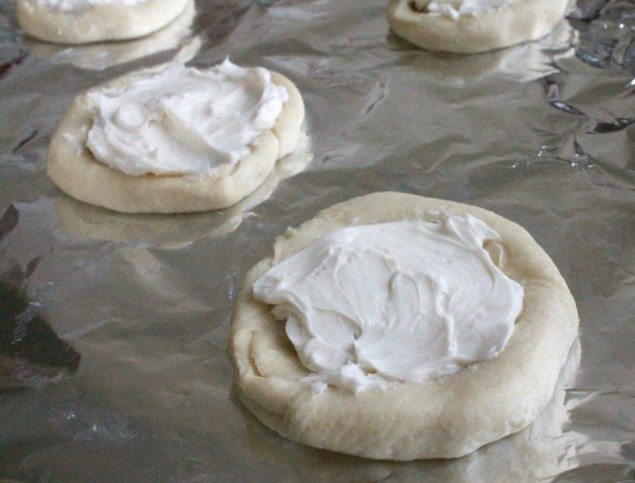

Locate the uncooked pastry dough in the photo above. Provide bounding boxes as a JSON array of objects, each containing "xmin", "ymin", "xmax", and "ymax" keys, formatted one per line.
[
  {"xmin": 230, "ymin": 192, "xmax": 579, "ymax": 460},
  {"xmin": 24, "ymin": 0, "xmax": 199, "ymax": 71},
  {"xmin": 386, "ymin": 0, "xmax": 570, "ymax": 54},
  {"xmin": 46, "ymin": 65, "xmax": 304, "ymax": 214},
  {"xmin": 16, "ymin": 0, "xmax": 190, "ymax": 44}
]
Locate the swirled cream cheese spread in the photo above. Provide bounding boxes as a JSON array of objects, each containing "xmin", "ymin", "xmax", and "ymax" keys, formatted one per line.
[
  {"xmin": 36, "ymin": 0, "xmax": 148, "ymax": 12},
  {"xmin": 253, "ymin": 214, "xmax": 524, "ymax": 393},
  {"xmin": 85, "ymin": 60, "xmax": 289, "ymax": 177},
  {"xmin": 413, "ymin": 0, "xmax": 518, "ymax": 19}
]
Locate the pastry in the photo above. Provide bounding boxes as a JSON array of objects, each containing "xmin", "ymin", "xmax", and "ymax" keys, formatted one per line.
[
  {"xmin": 387, "ymin": 0, "xmax": 570, "ymax": 53},
  {"xmin": 24, "ymin": 0, "xmax": 199, "ymax": 70},
  {"xmin": 47, "ymin": 60, "xmax": 305, "ymax": 213},
  {"xmin": 16, "ymin": 0, "xmax": 190, "ymax": 44},
  {"xmin": 230, "ymin": 192, "xmax": 579, "ymax": 460}
]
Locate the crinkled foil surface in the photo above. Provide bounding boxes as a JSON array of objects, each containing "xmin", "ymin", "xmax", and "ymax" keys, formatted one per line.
[{"xmin": 0, "ymin": 0, "xmax": 634, "ymax": 481}]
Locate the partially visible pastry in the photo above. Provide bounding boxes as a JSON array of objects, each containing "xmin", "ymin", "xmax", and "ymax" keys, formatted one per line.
[
  {"xmin": 47, "ymin": 60, "xmax": 305, "ymax": 214},
  {"xmin": 17, "ymin": 0, "xmax": 190, "ymax": 44},
  {"xmin": 24, "ymin": 0, "xmax": 199, "ymax": 70},
  {"xmin": 387, "ymin": 0, "xmax": 570, "ymax": 53}
]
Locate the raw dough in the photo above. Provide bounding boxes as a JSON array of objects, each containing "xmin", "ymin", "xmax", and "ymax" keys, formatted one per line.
[
  {"xmin": 16, "ymin": 0, "xmax": 190, "ymax": 44},
  {"xmin": 230, "ymin": 192, "xmax": 579, "ymax": 460},
  {"xmin": 386, "ymin": 0, "xmax": 570, "ymax": 54},
  {"xmin": 46, "ymin": 66, "xmax": 304, "ymax": 214},
  {"xmin": 24, "ymin": 0, "xmax": 199, "ymax": 70}
]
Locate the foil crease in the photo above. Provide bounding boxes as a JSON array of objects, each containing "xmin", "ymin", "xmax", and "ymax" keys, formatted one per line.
[{"xmin": 0, "ymin": 0, "xmax": 633, "ymax": 480}]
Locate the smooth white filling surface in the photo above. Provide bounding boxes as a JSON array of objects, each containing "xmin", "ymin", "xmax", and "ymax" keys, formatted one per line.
[
  {"xmin": 253, "ymin": 214, "xmax": 524, "ymax": 392},
  {"xmin": 85, "ymin": 60, "xmax": 289, "ymax": 177},
  {"xmin": 413, "ymin": 0, "xmax": 519, "ymax": 19},
  {"xmin": 35, "ymin": 0, "xmax": 149, "ymax": 12}
]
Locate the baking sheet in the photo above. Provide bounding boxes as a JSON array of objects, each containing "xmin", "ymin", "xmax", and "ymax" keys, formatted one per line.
[{"xmin": 0, "ymin": 0, "xmax": 634, "ymax": 480}]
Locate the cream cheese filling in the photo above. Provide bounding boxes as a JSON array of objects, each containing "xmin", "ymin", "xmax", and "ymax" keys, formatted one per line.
[
  {"xmin": 412, "ymin": 0, "xmax": 519, "ymax": 19},
  {"xmin": 35, "ymin": 0, "xmax": 149, "ymax": 13},
  {"xmin": 85, "ymin": 60, "xmax": 289, "ymax": 177},
  {"xmin": 253, "ymin": 214, "xmax": 524, "ymax": 393}
]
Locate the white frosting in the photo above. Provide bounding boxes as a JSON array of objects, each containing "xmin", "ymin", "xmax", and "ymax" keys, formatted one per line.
[
  {"xmin": 85, "ymin": 60, "xmax": 289, "ymax": 177},
  {"xmin": 253, "ymin": 214, "xmax": 524, "ymax": 393},
  {"xmin": 413, "ymin": 0, "xmax": 518, "ymax": 19},
  {"xmin": 36, "ymin": 0, "xmax": 148, "ymax": 13}
]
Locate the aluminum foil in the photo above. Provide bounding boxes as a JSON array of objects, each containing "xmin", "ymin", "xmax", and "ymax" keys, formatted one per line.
[{"xmin": 1, "ymin": 0, "xmax": 634, "ymax": 480}]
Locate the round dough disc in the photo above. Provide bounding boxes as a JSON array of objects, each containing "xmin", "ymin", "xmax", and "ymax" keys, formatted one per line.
[
  {"xmin": 16, "ymin": 0, "xmax": 191, "ymax": 44},
  {"xmin": 46, "ymin": 68, "xmax": 305, "ymax": 214},
  {"xmin": 386, "ymin": 0, "xmax": 570, "ymax": 54},
  {"xmin": 23, "ymin": 0, "xmax": 199, "ymax": 70},
  {"xmin": 230, "ymin": 192, "xmax": 579, "ymax": 460}
]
